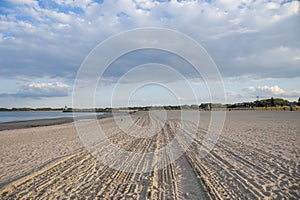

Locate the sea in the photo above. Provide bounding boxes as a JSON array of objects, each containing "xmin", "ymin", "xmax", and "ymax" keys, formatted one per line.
[{"xmin": 0, "ymin": 111, "xmax": 103, "ymax": 123}]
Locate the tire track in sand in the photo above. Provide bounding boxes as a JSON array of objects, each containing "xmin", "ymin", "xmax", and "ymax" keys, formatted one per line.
[
  {"xmin": 2, "ymin": 111, "xmax": 296, "ymax": 199},
  {"xmin": 1, "ymin": 113, "xmax": 211, "ymax": 199}
]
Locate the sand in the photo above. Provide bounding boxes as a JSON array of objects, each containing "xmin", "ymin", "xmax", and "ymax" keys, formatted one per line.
[
  {"xmin": 0, "ymin": 111, "xmax": 299, "ymax": 199},
  {"xmin": 0, "ymin": 117, "xmax": 74, "ymax": 131}
]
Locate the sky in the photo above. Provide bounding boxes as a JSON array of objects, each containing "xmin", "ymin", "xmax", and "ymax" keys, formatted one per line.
[{"xmin": 0, "ymin": 0, "xmax": 299, "ymax": 108}]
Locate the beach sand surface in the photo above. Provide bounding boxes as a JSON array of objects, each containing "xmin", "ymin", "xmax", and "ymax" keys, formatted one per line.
[{"xmin": 0, "ymin": 111, "xmax": 299, "ymax": 199}]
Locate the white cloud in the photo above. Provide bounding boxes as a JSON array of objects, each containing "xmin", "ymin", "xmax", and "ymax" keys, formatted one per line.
[
  {"xmin": 18, "ymin": 82, "xmax": 69, "ymax": 98},
  {"xmin": 225, "ymin": 84, "xmax": 300, "ymax": 103},
  {"xmin": 8, "ymin": 0, "xmax": 37, "ymax": 5},
  {"xmin": 0, "ymin": 0, "xmax": 299, "ymax": 106},
  {"xmin": 245, "ymin": 85, "xmax": 300, "ymax": 98},
  {"xmin": 248, "ymin": 86, "xmax": 256, "ymax": 92},
  {"xmin": 257, "ymin": 85, "xmax": 285, "ymax": 95},
  {"xmin": 0, "ymin": 82, "xmax": 70, "ymax": 99},
  {"xmin": 27, "ymin": 82, "xmax": 68, "ymax": 89}
]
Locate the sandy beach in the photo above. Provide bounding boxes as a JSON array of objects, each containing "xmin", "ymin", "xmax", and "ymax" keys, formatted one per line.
[{"xmin": 0, "ymin": 111, "xmax": 299, "ymax": 199}]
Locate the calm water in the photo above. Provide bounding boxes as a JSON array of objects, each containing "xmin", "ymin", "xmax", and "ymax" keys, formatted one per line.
[{"xmin": 0, "ymin": 111, "xmax": 103, "ymax": 123}]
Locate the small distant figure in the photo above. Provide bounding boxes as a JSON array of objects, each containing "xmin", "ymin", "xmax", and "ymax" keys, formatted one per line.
[
  {"xmin": 290, "ymin": 105, "xmax": 293, "ymax": 111},
  {"xmin": 283, "ymin": 107, "xmax": 286, "ymax": 111}
]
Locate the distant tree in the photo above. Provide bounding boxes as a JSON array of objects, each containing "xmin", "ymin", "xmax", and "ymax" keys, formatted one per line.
[
  {"xmin": 298, "ymin": 97, "xmax": 300, "ymax": 106},
  {"xmin": 163, "ymin": 106, "xmax": 172, "ymax": 110},
  {"xmin": 181, "ymin": 105, "xmax": 190, "ymax": 109},
  {"xmin": 270, "ymin": 97, "xmax": 275, "ymax": 107},
  {"xmin": 190, "ymin": 104, "xmax": 199, "ymax": 110},
  {"xmin": 200, "ymin": 103, "xmax": 207, "ymax": 109}
]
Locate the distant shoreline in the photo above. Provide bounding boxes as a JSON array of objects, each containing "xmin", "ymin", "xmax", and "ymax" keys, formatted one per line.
[
  {"xmin": 0, "ymin": 117, "xmax": 74, "ymax": 131},
  {"xmin": 1, "ymin": 109, "xmax": 299, "ymax": 131},
  {"xmin": 0, "ymin": 113, "xmax": 113, "ymax": 131}
]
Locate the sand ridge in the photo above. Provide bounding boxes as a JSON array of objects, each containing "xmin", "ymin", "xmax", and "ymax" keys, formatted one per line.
[{"xmin": 0, "ymin": 111, "xmax": 299, "ymax": 199}]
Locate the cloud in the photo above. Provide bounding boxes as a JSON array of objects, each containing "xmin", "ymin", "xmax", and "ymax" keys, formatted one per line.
[
  {"xmin": 224, "ymin": 84, "xmax": 300, "ymax": 103},
  {"xmin": 102, "ymin": 48, "xmax": 200, "ymax": 84},
  {"xmin": 247, "ymin": 86, "xmax": 256, "ymax": 92},
  {"xmin": 7, "ymin": 0, "xmax": 37, "ymax": 5},
  {"xmin": 257, "ymin": 85, "xmax": 285, "ymax": 95},
  {"xmin": 0, "ymin": 0, "xmax": 299, "ymax": 106},
  {"xmin": 203, "ymin": 15, "xmax": 300, "ymax": 79},
  {"xmin": 245, "ymin": 85, "xmax": 300, "ymax": 98},
  {"xmin": 1, "ymin": 0, "xmax": 299, "ymax": 81},
  {"xmin": 0, "ymin": 82, "xmax": 69, "ymax": 98}
]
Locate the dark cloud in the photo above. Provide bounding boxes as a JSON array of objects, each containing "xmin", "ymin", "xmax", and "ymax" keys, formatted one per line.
[
  {"xmin": 1, "ymin": 1, "xmax": 299, "ymax": 82},
  {"xmin": 102, "ymin": 48, "xmax": 200, "ymax": 83},
  {"xmin": 203, "ymin": 15, "xmax": 300, "ymax": 79}
]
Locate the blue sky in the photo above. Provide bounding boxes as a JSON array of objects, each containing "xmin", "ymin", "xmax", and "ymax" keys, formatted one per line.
[{"xmin": 0, "ymin": 0, "xmax": 299, "ymax": 108}]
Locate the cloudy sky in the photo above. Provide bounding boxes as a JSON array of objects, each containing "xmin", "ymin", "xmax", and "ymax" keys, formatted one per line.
[{"xmin": 0, "ymin": 0, "xmax": 299, "ymax": 108}]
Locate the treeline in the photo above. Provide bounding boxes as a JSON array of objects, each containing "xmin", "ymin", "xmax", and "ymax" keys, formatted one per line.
[
  {"xmin": 126, "ymin": 97, "xmax": 299, "ymax": 110},
  {"xmin": 1, "ymin": 97, "xmax": 299, "ymax": 112},
  {"xmin": 227, "ymin": 98, "xmax": 297, "ymax": 108},
  {"xmin": 109, "ymin": 104, "xmax": 225, "ymax": 111}
]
